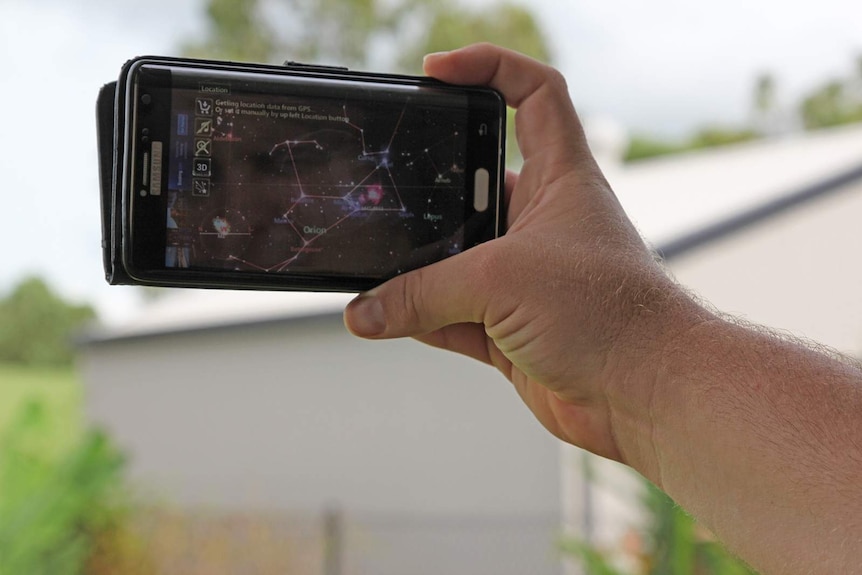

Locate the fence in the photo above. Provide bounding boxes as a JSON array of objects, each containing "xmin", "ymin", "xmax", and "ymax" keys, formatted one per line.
[{"xmin": 127, "ymin": 506, "xmax": 562, "ymax": 575}]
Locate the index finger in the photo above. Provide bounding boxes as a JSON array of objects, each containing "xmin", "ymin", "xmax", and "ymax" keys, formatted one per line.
[{"xmin": 423, "ymin": 43, "xmax": 587, "ymax": 163}]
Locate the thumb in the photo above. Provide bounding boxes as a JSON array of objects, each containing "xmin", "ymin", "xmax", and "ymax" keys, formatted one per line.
[{"xmin": 343, "ymin": 247, "xmax": 492, "ymax": 339}]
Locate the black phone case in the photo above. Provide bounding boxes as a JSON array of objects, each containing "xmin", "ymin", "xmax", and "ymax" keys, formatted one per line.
[
  {"xmin": 97, "ymin": 80, "xmax": 134, "ymax": 285},
  {"xmin": 97, "ymin": 57, "xmax": 505, "ymax": 291}
]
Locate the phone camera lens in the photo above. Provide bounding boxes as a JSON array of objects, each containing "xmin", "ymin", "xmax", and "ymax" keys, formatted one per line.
[{"xmin": 141, "ymin": 93, "xmax": 152, "ymax": 106}]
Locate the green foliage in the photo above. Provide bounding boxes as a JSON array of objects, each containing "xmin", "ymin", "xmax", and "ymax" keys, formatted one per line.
[
  {"xmin": 0, "ymin": 400, "xmax": 125, "ymax": 575},
  {"xmin": 183, "ymin": 0, "xmax": 275, "ymax": 62},
  {"xmin": 688, "ymin": 127, "xmax": 759, "ymax": 149},
  {"xmin": 0, "ymin": 276, "xmax": 96, "ymax": 366},
  {"xmin": 559, "ymin": 538, "xmax": 627, "ymax": 575},
  {"xmin": 185, "ymin": 0, "xmax": 549, "ymax": 71},
  {"xmin": 630, "ymin": 54, "xmax": 862, "ymax": 162},
  {"xmin": 396, "ymin": 0, "xmax": 549, "ymax": 168},
  {"xmin": 643, "ymin": 483, "xmax": 757, "ymax": 575},
  {"xmin": 799, "ymin": 54, "xmax": 862, "ymax": 129},
  {"xmin": 624, "ymin": 127, "xmax": 759, "ymax": 163},
  {"xmin": 184, "ymin": 0, "xmax": 551, "ymax": 169},
  {"xmin": 623, "ymin": 136, "xmax": 688, "ymax": 163},
  {"xmin": 0, "ymin": 363, "xmax": 81, "ymax": 450},
  {"xmin": 396, "ymin": 2, "xmax": 551, "ymax": 73},
  {"xmin": 184, "ymin": 0, "xmax": 386, "ymax": 66},
  {"xmin": 562, "ymin": 480, "xmax": 758, "ymax": 575},
  {"xmin": 274, "ymin": 0, "xmax": 409, "ymax": 68},
  {"xmin": 182, "ymin": 0, "xmax": 275, "ymax": 62},
  {"xmin": 800, "ymin": 79, "xmax": 862, "ymax": 130},
  {"xmin": 185, "ymin": 0, "xmax": 413, "ymax": 67}
]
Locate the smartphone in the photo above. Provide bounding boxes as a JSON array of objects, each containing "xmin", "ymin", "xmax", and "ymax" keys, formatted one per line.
[{"xmin": 97, "ymin": 56, "xmax": 506, "ymax": 291}]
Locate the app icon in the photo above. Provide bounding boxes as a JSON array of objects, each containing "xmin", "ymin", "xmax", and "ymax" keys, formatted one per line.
[
  {"xmin": 196, "ymin": 98, "xmax": 213, "ymax": 116},
  {"xmin": 192, "ymin": 158, "xmax": 212, "ymax": 177},
  {"xmin": 194, "ymin": 139, "xmax": 212, "ymax": 157},
  {"xmin": 192, "ymin": 179, "xmax": 211, "ymax": 197},
  {"xmin": 195, "ymin": 117, "xmax": 213, "ymax": 136}
]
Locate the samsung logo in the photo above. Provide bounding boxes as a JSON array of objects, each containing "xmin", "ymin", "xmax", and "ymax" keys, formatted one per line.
[{"xmin": 199, "ymin": 84, "xmax": 230, "ymax": 94}]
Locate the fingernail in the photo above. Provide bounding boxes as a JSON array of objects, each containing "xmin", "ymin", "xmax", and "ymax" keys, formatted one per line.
[
  {"xmin": 346, "ymin": 295, "xmax": 386, "ymax": 337},
  {"xmin": 423, "ymin": 51, "xmax": 449, "ymax": 65}
]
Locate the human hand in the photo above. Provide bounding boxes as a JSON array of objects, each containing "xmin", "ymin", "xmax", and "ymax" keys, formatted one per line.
[{"xmin": 343, "ymin": 43, "xmax": 703, "ymax": 466}]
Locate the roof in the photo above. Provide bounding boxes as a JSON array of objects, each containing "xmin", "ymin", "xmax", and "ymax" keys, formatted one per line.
[
  {"xmin": 606, "ymin": 122, "xmax": 862, "ymax": 248},
  {"xmin": 656, "ymin": 160, "xmax": 862, "ymax": 260},
  {"xmin": 84, "ymin": 290, "xmax": 354, "ymax": 342},
  {"xmin": 90, "ymin": 123, "xmax": 862, "ymax": 341}
]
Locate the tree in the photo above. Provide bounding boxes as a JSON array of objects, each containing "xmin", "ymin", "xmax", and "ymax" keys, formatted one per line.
[
  {"xmin": 623, "ymin": 135, "xmax": 688, "ymax": 163},
  {"xmin": 184, "ymin": 0, "xmax": 549, "ymax": 71},
  {"xmin": 0, "ymin": 276, "xmax": 96, "ymax": 366},
  {"xmin": 395, "ymin": 2, "xmax": 550, "ymax": 74},
  {"xmin": 623, "ymin": 71, "xmax": 770, "ymax": 163},
  {"xmin": 627, "ymin": 54, "xmax": 862, "ymax": 163},
  {"xmin": 181, "ymin": 0, "xmax": 275, "ymax": 63},
  {"xmin": 752, "ymin": 72, "xmax": 780, "ymax": 135},
  {"xmin": 623, "ymin": 126, "xmax": 759, "ymax": 163},
  {"xmin": 799, "ymin": 55, "xmax": 862, "ymax": 130},
  {"xmin": 800, "ymin": 80, "xmax": 862, "ymax": 129},
  {"xmin": 754, "ymin": 73, "xmax": 776, "ymax": 119},
  {"xmin": 182, "ymin": 0, "xmax": 406, "ymax": 67},
  {"xmin": 183, "ymin": 0, "xmax": 551, "ymax": 167}
]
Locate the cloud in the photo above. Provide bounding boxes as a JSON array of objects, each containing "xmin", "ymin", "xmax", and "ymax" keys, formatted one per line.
[{"xmin": 530, "ymin": 0, "xmax": 862, "ymax": 135}]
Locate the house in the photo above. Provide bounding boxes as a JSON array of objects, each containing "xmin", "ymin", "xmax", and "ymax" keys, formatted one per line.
[
  {"xmin": 615, "ymin": 122, "xmax": 862, "ymax": 356},
  {"xmin": 79, "ymin": 122, "xmax": 862, "ymax": 574},
  {"xmin": 80, "ymin": 290, "xmax": 565, "ymax": 575}
]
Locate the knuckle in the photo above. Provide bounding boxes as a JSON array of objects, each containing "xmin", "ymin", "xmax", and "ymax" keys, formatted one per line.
[
  {"xmin": 398, "ymin": 267, "xmax": 428, "ymax": 329},
  {"xmin": 545, "ymin": 67, "xmax": 569, "ymax": 94},
  {"xmin": 470, "ymin": 242, "xmax": 511, "ymax": 300},
  {"xmin": 470, "ymin": 243, "xmax": 499, "ymax": 287}
]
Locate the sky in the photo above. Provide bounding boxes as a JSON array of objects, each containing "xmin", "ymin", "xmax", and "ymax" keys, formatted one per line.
[{"xmin": 1, "ymin": 0, "xmax": 861, "ymax": 324}]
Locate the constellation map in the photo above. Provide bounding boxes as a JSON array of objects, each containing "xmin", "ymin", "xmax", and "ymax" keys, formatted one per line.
[{"xmin": 168, "ymin": 89, "xmax": 469, "ymax": 277}]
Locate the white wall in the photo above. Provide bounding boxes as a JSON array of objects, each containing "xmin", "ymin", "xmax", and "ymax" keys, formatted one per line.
[
  {"xmin": 80, "ymin": 313, "xmax": 564, "ymax": 573},
  {"xmin": 81, "ymin": 314, "xmax": 561, "ymax": 515}
]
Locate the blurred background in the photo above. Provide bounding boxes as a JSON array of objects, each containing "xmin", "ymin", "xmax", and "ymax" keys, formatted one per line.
[{"xmin": 1, "ymin": 0, "xmax": 862, "ymax": 573}]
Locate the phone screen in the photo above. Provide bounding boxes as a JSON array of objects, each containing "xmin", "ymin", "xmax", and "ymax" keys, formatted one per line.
[{"xmin": 129, "ymin": 64, "xmax": 503, "ymax": 285}]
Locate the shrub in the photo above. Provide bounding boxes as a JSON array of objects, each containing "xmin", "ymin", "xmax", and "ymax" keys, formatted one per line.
[{"xmin": 0, "ymin": 400, "xmax": 126, "ymax": 574}]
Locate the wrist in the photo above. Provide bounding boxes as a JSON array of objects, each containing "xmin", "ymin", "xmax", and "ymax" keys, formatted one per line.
[{"xmin": 601, "ymin": 274, "xmax": 715, "ymax": 486}]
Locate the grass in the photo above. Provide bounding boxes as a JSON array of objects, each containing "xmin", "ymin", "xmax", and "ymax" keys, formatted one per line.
[
  {"xmin": 0, "ymin": 362, "xmax": 83, "ymax": 455},
  {"xmin": 0, "ymin": 363, "xmax": 132, "ymax": 575}
]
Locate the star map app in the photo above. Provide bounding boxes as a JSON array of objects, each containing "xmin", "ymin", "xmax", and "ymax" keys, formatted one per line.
[{"xmin": 165, "ymin": 79, "xmax": 470, "ymax": 278}]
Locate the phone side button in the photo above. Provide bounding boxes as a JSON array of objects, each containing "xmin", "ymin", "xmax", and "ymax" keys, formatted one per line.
[{"xmin": 473, "ymin": 168, "xmax": 490, "ymax": 212}]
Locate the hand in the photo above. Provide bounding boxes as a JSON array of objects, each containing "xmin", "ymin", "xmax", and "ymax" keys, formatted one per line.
[
  {"xmin": 344, "ymin": 43, "xmax": 701, "ymax": 465},
  {"xmin": 344, "ymin": 44, "xmax": 862, "ymax": 574}
]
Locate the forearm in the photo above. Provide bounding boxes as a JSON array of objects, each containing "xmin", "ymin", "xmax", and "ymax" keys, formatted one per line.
[
  {"xmin": 611, "ymin": 306, "xmax": 862, "ymax": 574},
  {"xmin": 346, "ymin": 43, "xmax": 861, "ymax": 573}
]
